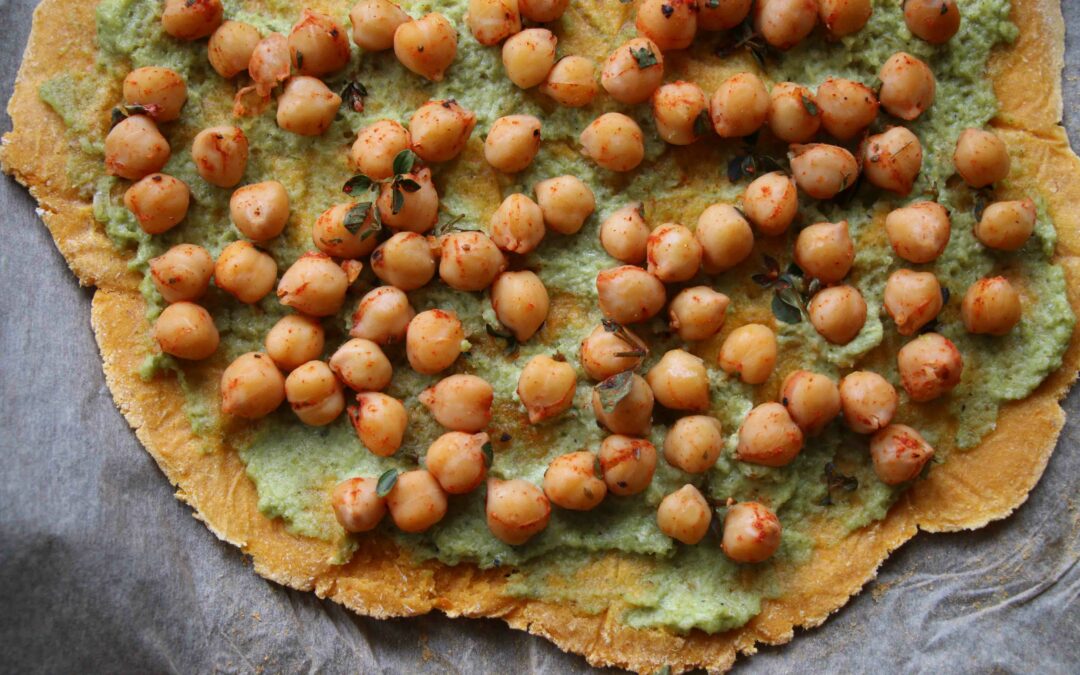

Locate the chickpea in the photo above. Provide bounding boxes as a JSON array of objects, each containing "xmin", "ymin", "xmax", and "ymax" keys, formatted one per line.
[
  {"xmin": 386, "ymin": 470, "xmax": 448, "ymax": 532},
  {"xmin": 975, "ymin": 199, "xmax": 1037, "ymax": 251},
  {"xmin": 349, "ymin": 392, "xmax": 408, "ymax": 456},
  {"xmin": 864, "ymin": 127, "xmax": 923, "ymax": 195},
  {"xmin": 599, "ymin": 435, "xmax": 658, "ymax": 496},
  {"xmin": 807, "ymin": 285, "xmax": 867, "ymax": 344},
  {"xmin": 962, "ymin": 277, "xmax": 1022, "ymax": 335},
  {"xmin": 425, "ymin": 431, "xmax": 488, "ymax": 494},
  {"xmin": 815, "ymin": 77, "xmax": 879, "ymax": 140},
  {"xmin": 646, "ymin": 223, "xmax": 703, "ymax": 282},
  {"xmin": 161, "ymin": 0, "xmax": 222, "ymax": 40},
  {"xmin": 214, "ymin": 241, "xmax": 277, "ymax": 304},
  {"xmin": 721, "ymin": 502, "xmax": 781, "ymax": 563},
  {"xmin": 489, "ymin": 193, "xmax": 546, "ymax": 254},
  {"xmin": 736, "ymin": 402, "xmax": 803, "ymax": 466},
  {"xmin": 596, "ymin": 266, "xmax": 666, "ymax": 324},
  {"xmin": 350, "ymin": 0, "xmax": 410, "ymax": 52},
  {"xmin": 285, "ymin": 360, "xmax": 345, "ymax": 426},
  {"xmin": 438, "ymin": 231, "xmax": 507, "ymax": 291},
  {"xmin": 580, "ymin": 112, "xmax": 645, "ymax": 172},
  {"xmin": 277, "ymin": 252, "xmax": 348, "ymax": 317},
  {"xmin": 409, "ymin": 100, "xmax": 476, "ymax": 163},
  {"xmin": 794, "ymin": 220, "xmax": 854, "ymax": 284},
  {"xmin": 220, "ymin": 352, "xmax": 286, "ymax": 419},
  {"xmin": 152, "ymin": 302, "xmax": 219, "ymax": 360},
  {"xmin": 419, "ymin": 374, "xmax": 494, "ymax": 432},
  {"xmin": 266, "ymin": 314, "xmax": 325, "ymax": 371},
  {"xmin": 692, "ymin": 206, "xmax": 751, "ymax": 274},
  {"xmin": 123, "ymin": 173, "xmax": 189, "ymax": 234},
  {"xmin": 600, "ymin": 203, "xmax": 650, "ymax": 264},
  {"xmin": 394, "ymin": 13, "xmax": 458, "ymax": 82},
  {"xmin": 192, "ymin": 126, "xmax": 248, "ymax": 188},
  {"xmin": 953, "ymin": 128, "xmax": 1010, "ymax": 188},
  {"xmin": 276, "ymin": 76, "xmax": 342, "ymax": 136},
  {"xmin": 904, "ymin": 0, "xmax": 960, "ymax": 44},
  {"xmin": 789, "ymin": 143, "xmax": 860, "ymax": 200},
  {"xmin": 592, "ymin": 373, "xmax": 654, "ymax": 436},
  {"xmin": 897, "ymin": 332, "xmax": 963, "ymax": 402},
  {"xmin": 350, "ymin": 287, "xmax": 414, "ymax": 345},
  {"xmin": 742, "ymin": 172, "xmax": 799, "ymax": 237},
  {"xmin": 485, "ymin": 115, "xmax": 542, "ymax": 174},
  {"xmin": 371, "ymin": 232, "xmax": 436, "ymax": 291},
  {"xmin": 534, "ymin": 175, "xmax": 595, "ymax": 235},
  {"xmin": 376, "ymin": 167, "xmax": 440, "ymax": 233},
  {"xmin": 781, "ymin": 370, "xmax": 841, "ymax": 436},
  {"xmin": 647, "ymin": 349, "xmax": 710, "ymax": 412},
  {"xmin": 491, "ymin": 270, "xmax": 550, "ymax": 341},
  {"xmin": 123, "ymin": 67, "xmax": 186, "ymax": 122},
  {"xmin": 877, "ymin": 52, "xmax": 936, "ymax": 122},
  {"xmin": 657, "ymin": 485, "xmax": 712, "ymax": 545},
  {"xmin": 638, "ymin": 0, "xmax": 698, "ymax": 50},
  {"xmin": 818, "ymin": 0, "xmax": 871, "ymax": 36},
  {"xmin": 288, "ymin": 10, "xmax": 351, "ymax": 76},
  {"xmin": 719, "ymin": 324, "xmax": 777, "ymax": 385},
  {"xmin": 839, "ymin": 371, "xmax": 897, "ymax": 434},
  {"xmin": 870, "ymin": 424, "xmax": 936, "ymax": 485},
  {"xmin": 700, "ymin": 0, "xmax": 752, "ymax": 30},
  {"xmin": 543, "ymin": 451, "xmax": 606, "ymax": 511},
  {"xmin": 601, "ymin": 38, "xmax": 664, "ymax": 105},
  {"xmin": 502, "ymin": 28, "xmax": 557, "ymax": 89},
  {"xmin": 208, "ymin": 21, "xmax": 262, "ymax": 78},
  {"xmin": 768, "ymin": 82, "xmax": 821, "ymax": 144},
  {"xmin": 884, "ymin": 201, "xmax": 951, "ymax": 263},
  {"xmin": 669, "ymin": 287, "xmax": 730, "ymax": 342},
  {"xmin": 652, "ymin": 81, "xmax": 709, "ymax": 146},
  {"xmin": 518, "ymin": 355, "xmax": 577, "ymax": 424},
  {"xmin": 486, "ymin": 478, "xmax": 551, "ymax": 544},
  {"xmin": 406, "ymin": 309, "xmax": 464, "ymax": 375},
  {"xmin": 756, "ymin": 0, "xmax": 818, "ymax": 49},
  {"xmin": 709, "ymin": 72, "xmax": 769, "ymax": 138},
  {"xmin": 350, "ymin": 120, "xmax": 411, "ymax": 180},
  {"xmin": 579, "ymin": 324, "xmax": 647, "ymax": 381},
  {"xmin": 883, "ymin": 269, "xmax": 943, "ymax": 336},
  {"xmin": 311, "ymin": 203, "xmax": 378, "ymax": 259},
  {"xmin": 229, "ymin": 181, "xmax": 289, "ymax": 242},
  {"xmin": 332, "ymin": 477, "xmax": 387, "ymax": 532},
  {"xmin": 330, "ymin": 338, "xmax": 393, "ymax": 392},
  {"xmin": 664, "ymin": 416, "xmax": 723, "ymax": 473},
  {"xmin": 104, "ymin": 116, "xmax": 170, "ymax": 181},
  {"xmin": 540, "ymin": 56, "xmax": 598, "ymax": 108},
  {"xmin": 466, "ymin": 0, "xmax": 521, "ymax": 46},
  {"xmin": 248, "ymin": 33, "xmax": 291, "ymax": 96},
  {"xmin": 518, "ymin": 0, "xmax": 568, "ymax": 22},
  {"xmin": 150, "ymin": 244, "xmax": 214, "ymax": 303}
]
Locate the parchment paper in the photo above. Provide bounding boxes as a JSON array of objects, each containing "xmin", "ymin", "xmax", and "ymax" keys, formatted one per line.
[{"xmin": 1, "ymin": 0, "xmax": 1078, "ymax": 671}]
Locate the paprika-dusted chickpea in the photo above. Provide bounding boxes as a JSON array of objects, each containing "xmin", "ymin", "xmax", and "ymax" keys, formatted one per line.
[
  {"xmin": 285, "ymin": 360, "xmax": 345, "ymax": 426},
  {"xmin": 737, "ymin": 402, "xmax": 804, "ymax": 466},
  {"xmin": 700, "ymin": 0, "xmax": 752, "ymax": 31},
  {"xmin": 647, "ymin": 349, "xmax": 710, "ymax": 412},
  {"xmin": 349, "ymin": 392, "xmax": 408, "ymax": 456},
  {"xmin": 192, "ymin": 126, "xmax": 248, "ymax": 188},
  {"xmin": 710, "ymin": 72, "xmax": 770, "ymax": 138},
  {"xmin": 601, "ymin": 38, "xmax": 664, "ymax": 105},
  {"xmin": 897, "ymin": 332, "xmax": 963, "ymax": 402},
  {"xmin": 596, "ymin": 266, "xmax": 666, "ymax": 324},
  {"xmin": 288, "ymin": 9, "xmax": 350, "ymax": 76},
  {"xmin": 231, "ymin": 180, "xmax": 289, "ymax": 241},
  {"xmin": 722, "ymin": 502, "xmax": 781, "ymax": 563},
  {"xmin": 815, "ymin": 77, "xmax": 879, "ymax": 140},
  {"xmin": 277, "ymin": 252, "xmax": 349, "ymax": 317},
  {"xmin": 350, "ymin": 0, "xmax": 410, "ymax": 51},
  {"xmin": 124, "ymin": 173, "xmax": 190, "ymax": 234},
  {"xmin": 518, "ymin": 0, "xmax": 568, "ymax": 22},
  {"xmin": 808, "ymin": 285, "xmax": 867, "ymax": 344},
  {"xmin": 394, "ymin": 13, "xmax": 458, "ymax": 81},
  {"xmin": 579, "ymin": 324, "xmax": 647, "ymax": 381},
  {"xmin": 543, "ymin": 451, "xmax": 607, "ymax": 511},
  {"xmin": 466, "ymin": 0, "xmax": 521, "ymax": 46},
  {"xmin": 161, "ymin": 0, "xmax": 222, "ymax": 40},
  {"xmin": 420, "ymin": 374, "xmax": 495, "ymax": 432},
  {"xmin": 376, "ymin": 167, "xmax": 440, "ymax": 233},
  {"xmin": 248, "ymin": 33, "xmax": 291, "ymax": 96},
  {"xmin": 904, "ymin": 0, "xmax": 960, "ymax": 44},
  {"xmin": 652, "ymin": 81, "xmax": 709, "ymax": 146},
  {"xmin": 975, "ymin": 199, "xmax": 1037, "ymax": 251},
  {"xmin": 794, "ymin": 220, "xmax": 854, "ymax": 284},
  {"xmin": 406, "ymin": 309, "xmax": 464, "ymax": 375},
  {"xmin": 743, "ymin": 175, "xmax": 800, "ymax": 241},
  {"xmin": 489, "ymin": 193, "xmax": 546, "ymax": 254},
  {"xmin": 425, "ymin": 431, "xmax": 489, "ymax": 494},
  {"xmin": 330, "ymin": 338, "xmax": 393, "ymax": 392},
  {"xmin": 105, "ymin": 116, "xmax": 170, "ymax": 181},
  {"xmin": 579, "ymin": 112, "xmax": 645, "ymax": 172},
  {"xmin": 637, "ymin": 0, "xmax": 698, "ymax": 52},
  {"xmin": 534, "ymin": 175, "xmax": 595, "ymax": 235},
  {"xmin": 839, "ymin": 370, "xmax": 897, "ymax": 434},
  {"xmin": 540, "ymin": 55, "xmax": 598, "ymax": 107},
  {"xmin": 409, "ymin": 99, "xmax": 477, "ymax": 163},
  {"xmin": 780, "ymin": 370, "xmax": 841, "ymax": 436},
  {"xmin": 863, "ymin": 126, "xmax": 923, "ymax": 195},
  {"xmin": 208, "ymin": 21, "xmax": 262, "ymax": 78},
  {"xmin": 755, "ymin": 0, "xmax": 817, "ymax": 50},
  {"xmin": 438, "ymin": 231, "xmax": 507, "ymax": 291},
  {"xmin": 669, "ymin": 287, "xmax": 730, "ymax": 342},
  {"xmin": 153, "ymin": 302, "xmax": 220, "ymax": 360},
  {"xmin": 220, "ymin": 352, "xmax": 286, "ymax": 419},
  {"xmin": 502, "ymin": 28, "xmax": 557, "ymax": 89},
  {"xmin": 818, "ymin": 0, "xmax": 871, "ymax": 36},
  {"xmin": 276, "ymin": 76, "xmax": 342, "ymax": 136},
  {"xmin": 123, "ymin": 67, "xmax": 187, "ymax": 122},
  {"xmin": 486, "ymin": 478, "xmax": 551, "ymax": 545},
  {"xmin": 599, "ymin": 435, "xmax": 658, "ymax": 496},
  {"xmin": 600, "ymin": 203, "xmax": 650, "ymax": 263},
  {"xmin": 657, "ymin": 485, "xmax": 712, "ymax": 545},
  {"xmin": 719, "ymin": 324, "xmax": 777, "ymax": 385},
  {"xmin": 266, "ymin": 314, "xmax": 325, "ymax": 371},
  {"xmin": 214, "ymin": 241, "xmax": 277, "ymax": 304},
  {"xmin": 332, "ymin": 477, "xmax": 387, "ymax": 532},
  {"xmin": 592, "ymin": 372, "xmax": 654, "ymax": 436},
  {"xmin": 768, "ymin": 82, "xmax": 821, "ymax": 144},
  {"xmin": 953, "ymin": 128, "xmax": 1010, "ymax": 188},
  {"xmin": 884, "ymin": 201, "xmax": 951, "ymax": 263},
  {"xmin": 878, "ymin": 52, "xmax": 935, "ymax": 121},
  {"xmin": 664, "ymin": 416, "xmax": 724, "ymax": 473},
  {"xmin": 350, "ymin": 120, "xmax": 412, "ymax": 180},
  {"xmin": 150, "ymin": 244, "xmax": 214, "ymax": 303},
  {"xmin": 696, "ymin": 204, "xmax": 755, "ymax": 273},
  {"xmin": 870, "ymin": 424, "xmax": 936, "ymax": 485},
  {"xmin": 350, "ymin": 286, "xmax": 415, "ymax": 345},
  {"xmin": 312, "ymin": 202, "xmax": 379, "ymax": 259},
  {"xmin": 485, "ymin": 115, "xmax": 542, "ymax": 173},
  {"xmin": 518, "ymin": 355, "xmax": 577, "ymax": 424},
  {"xmin": 371, "ymin": 232, "xmax": 436, "ymax": 291},
  {"xmin": 883, "ymin": 269, "xmax": 943, "ymax": 335},
  {"xmin": 387, "ymin": 470, "xmax": 448, "ymax": 532},
  {"xmin": 962, "ymin": 277, "xmax": 1022, "ymax": 335},
  {"xmin": 491, "ymin": 270, "xmax": 550, "ymax": 342},
  {"xmin": 790, "ymin": 143, "xmax": 859, "ymax": 200},
  {"xmin": 647, "ymin": 223, "xmax": 703, "ymax": 283}
]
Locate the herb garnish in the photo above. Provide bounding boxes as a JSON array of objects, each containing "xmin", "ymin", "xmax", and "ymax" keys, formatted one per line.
[
  {"xmin": 631, "ymin": 46, "xmax": 659, "ymax": 69},
  {"xmin": 340, "ymin": 149, "xmax": 423, "ymax": 238},
  {"xmin": 819, "ymin": 462, "xmax": 859, "ymax": 506},
  {"xmin": 110, "ymin": 103, "xmax": 161, "ymax": 127},
  {"xmin": 602, "ymin": 318, "xmax": 648, "ymax": 359},
  {"xmin": 595, "ymin": 370, "xmax": 635, "ymax": 413},
  {"xmin": 715, "ymin": 19, "xmax": 771, "ymax": 67},
  {"xmin": 801, "ymin": 94, "xmax": 819, "ymax": 117},
  {"xmin": 481, "ymin": 441, "xmax": 494, "ymax": 467},
  {"xmin": 752, "ymin": 256, "xmax": 818, "ymax": 324},
  {"xmin": 693, "ymin": 109, "xmax": 712, "ymax": 138},
  {"xmin": 341, "ymin": 81, "xmax": 369, "ymax": 112},
  {"xmin": 376, "ymin": 468, "xmax": 399, "ymax": 497},
  {"xmin": 726, "ymin": 151, "xmax": 786, "ymax": 183}
]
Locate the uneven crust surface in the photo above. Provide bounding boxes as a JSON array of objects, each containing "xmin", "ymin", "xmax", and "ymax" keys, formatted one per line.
[{"xmin": 4, "ymin": 0, "xmax": 1080, "ymax": 671}]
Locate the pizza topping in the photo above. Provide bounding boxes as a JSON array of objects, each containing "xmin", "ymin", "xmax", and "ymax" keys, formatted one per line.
[
  {"xmin": 596, "ymin": 265, "xmax": 666, "ymax": 324},
  {"xmin": 885, "ymin": 201, "xmax": 952, "ymax": 264},
  {"xmin": 437, "ymin": 231, "xmax": 507, "ymax": 291},
  {"xmin": 869, "ymin": 424, "xmax": 936, "ymax": 485},
  {"xmin": 490, "ymin": 193, "xmax": 546, "ymax": 254},
  {"xmin": 736, "ymin": 402, "xmax": 804, "ymax": 467},
  {"xmin": 191, "ymin": 125, "xmax": 248, "ymax": 188},
  {"xmin": 213, "ymin": 241, "xmax": 277, "ymax": 305},
  {"xmin": 962, "ymin": 276, "xmax": 1023, "ymax": 335},
  {"xmin": 817, "ymin": 0, "xmax": 872, "ymax": 37},
  {"xmin": 229, "ymin": 181, "xmax": 289, "ymax": 242},
  {"xmin": 669, "ymin": 286, "xmax": 730, "ymax": 342},
  {"xmin": 122, "ymin": 67, "xmax": 187, "ymax": 122},
  {"xmin": 350, "ymin": 287, "xmax": 415, "ymax": 346},
  {"xmin": 370, "ymin": 232, "xmax": 437, "ymax": 291},
  {"xmin": 409, "ymin": 99, "xmax": 477, "ymax": 163},
  {"xmin": 485, "ymin": 478, "xmax": 551, "ymax": 545},
  {"xmin": 543, "ymin": 451, "xmax": 607, "ymax": 511},
  {"xmin": 349, "ymin": 392, "xmax": 409, "ymax": 457},
  {"xmin": 599, "ymin": 203, "xmax": 650, "ymax": 264},
  {"xmin": 721, "ymin": 502, "xmax": 782, "ymax": 563},
  {"xmin": 789, "ymin": 143, "xmax": 860, "ymax": 200},
  {"xmin": 647, "ymin": 349, "xmax": 711, "ymax": 411},
  {"xmin": 332, "ymin": 477, "xmax": 388, "ymax": 533},
  {"xmin": 517, "ymin": 355, "xmax": 577, "ymax": 424},
  {"xmin": 287, "ymin": 9, "xmax": 350, "ymax": 76},
  {"xmin": 350, "ymin": 120, "xmax": 411, "ymax": 181},
  {"xmin": 862, "ymin": 126, "xmax": 924, "ymax": 196},
  {"xmin": 123, "ymin": 172, "xmax": 190, "ymax": 235},
  {"xmin": 425, "ymin": 431, "xmax": 490, "ymax": 494},
  {"xmin": 405, "ymin": 309, "xmax": 465, "ymax": 375},
  {"xmin": 897, "ymin": 333, "xmax": 964, "ymax": 402},
  {"xmin": 312, "ymin": 202, "xmax": 379, "ymax": 258},
  {"xmin": 663, "ymin": 416, "xmax": 724, "ymax": 474},
  {"xmin": 719, "ymin": 324, "xmax": 777, "ymax": 385},
  {"xmin": 646, "ymin": 223, "xmax": 703, "ymax": 283},
  {"xmin": 793, "ymin": 220, "xmax": 854, "ymax": 284},
  {"xmin": 501, "ymin": 28, "xmax": 557, "ymax": 90},
  {"xmin": 903, "ymin": 0, "xmax": 961, "ymax": 45},
  {"xmin": 375, "ymin": 166, "xmax": 440, "ymax": 233},
  {"xmin": 699, "ymin": 0, "xmax": 751, "ymax": 31},
  {"xmin": 755, "ymin": 0, "xmax": 818, "ymax": 50},
  {"xmin": 534, "ymin": 175, "xmax": 595, "ymax": 235},
  {"xmin": 592, "ymin": 372, "xmax": 654, "ymax": 436},
  {"xmin": 650, "ymin": 82, "xmax": 706, "ymax": 146},
  {"xmin": 148, "ymin": 244, "xmax": 214, "ymax": 305},
  {"xmin": 484, "ymin": 114, "xmax": 543, "ymax": 174},
  {"xmin": 208, "ymin": 21, "xmax": 262, "ymax": 79},
  {"xmin": 767, "ymin": 82, "xmax": 821, "ymax": 144},
  {"xmin": 780, "ymin": 370, "xmax": 841, "ymax": 437},
  {"xmin": 838, "ymin": 371, "xmax": 898, "ymax": 434},
  {"xmin": 285, "ymin": 360, "xmax": 346, "ymax": 426},
  {"xmin": 329, "ymin": 338, "xmax": 394, "ymax": 392},
  {"xmin": 104, "ymin": 115, "xmax": 171, "ymax": 181},
  {"xmin": 161, "ymin": 0, "xmax": 223, "ymax": 41},
  {"xmin": 518, "ymin": 0, "xmax": 569, "ymax": 23},
  {"xmin": 657, "ymin": 484, "xmax": 712, "ymax": 545},
  {"xmin": 490, "ymin": 270, "xmax": 550, "ymax": 342},
  {"xmin": 953, "ymin": 128, "xmax": 1011, "ymax": 188},
  {"xmin": 599, "ymin": 435, "xmax": 658, "ymax": 496},
  {"xmin": 884, "ymin": 269, "xmax": 944, "ymax": 336},
  {"xmin": 386, "ymin": 469, "xmax": 449, "ymax": 532},
  {"xmin": 741, "ymin": 171, "xmax": 799, "ymax": 236},
  {"xmin": 276, "ymin": 252, "xmax": 349, "ymax": 317},
  {"xmin": 393, "ymin": 13, "xmax": 459, "ymax": 82},
  {"xmin": 602, "ymin": 38, "xmax": 664, "ymax": 105},
  {"xmin": 709, "ymin": 72, "xmax": 770, "ymax": 138},
  {"xmin": 219, "ymin": 352, "xmax": 286, "ymax": 420},
  {"xmin": 265, "ymin": 315, "xmax": 326, "ymax": 372},
  {"xmin": 247, "ymin": 33, "xmax": 292, "ymax": 97},
  {"xmin": 975, "ymin": 199, "xmax": 1036, "ymax": 251},
  {"xmin": 465, "ymin": 0, "xmax": 522, "ymax": 46},
  {"xmin": 419, "ymin": 374, "xmax": 495, "ymax": 432},
  {"xmin": 815, "ymin": 77, "xmax": 879, "ymax": 140},
  {"xmin": 808, "ymin": 285, "xmax": 867, "ymax": 344},
  {"xmin": 579, "ymin": 324, "xmax": 648, "ymax": 381},
  {"xmin": 540, "ymin": 55, "xmax": 599, "ymax": 108},
  {"xmin": 878, "ymin": 52, "xmax": 936, "ymax": 121},
  {"xmin": 579, "ymin": 112, "xmax": 645, "ymax": 172},
  {"xmin": 152, "ymin": 301, "xmax": 220, "ymax": 361},
  {"xmin": 691, "ymin": 205, "xmax": 750, "ymax": 274},
  {"xmin": 275, "ymin": 76, "xmax": 342, "ymax": 137},
  {"xmin": 350, "ymin": 0, "xmax": 410, "ymax": 52}
]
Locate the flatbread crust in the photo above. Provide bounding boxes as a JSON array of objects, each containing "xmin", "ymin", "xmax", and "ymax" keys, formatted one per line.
[{"xmin": 5, "ymin": 0, "xmax": 1080, "ymax": 671}]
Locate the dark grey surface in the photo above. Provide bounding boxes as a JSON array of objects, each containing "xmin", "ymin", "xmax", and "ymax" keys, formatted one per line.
[{"xmin": 1, "ymin": 1, "xmax": 1078, "ymax": 672}]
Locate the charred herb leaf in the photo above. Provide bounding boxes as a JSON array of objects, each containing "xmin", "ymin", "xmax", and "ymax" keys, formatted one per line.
[
  {"xmin": 631, "ymin": 46, "xmax": 659, "ymax": 69},
  {"xmin": 110, "ymin": 103, "xmax": 160, "ymax": 127},
  {"xmin": 727, "ymin": 152, "xmax": 786, "ymax": 182},
  {"xmin": 482, "ymin": 442, "xmax": 494, "ymax": 468},
  {"xmin": 602, "ymin": 319, "xmax": 647, "ymax": 358},
  {"xmin": 801, "ymin": 94, "xmax": 819, "ymax": 117},
  {"xmin": 693, "ymin": 110, "xmax": 712, "ymax": 138},
  {"xmin": 376, "ymin": 468, "xmax": 399, "ymax": 497},
  {"xmin": 486, "ymin": 322, "xmax": 519, "ymax": 354},
  {"xmin": 341, "ymin": 81, "xmax": 368, "ymax": 112},
  {"xmin": 596, "ymin": 370, "xmax": 634, "ymax": 413},
  {"xmin": 819, "ymin": 462, "xmax": 859, "ymax": 506}
]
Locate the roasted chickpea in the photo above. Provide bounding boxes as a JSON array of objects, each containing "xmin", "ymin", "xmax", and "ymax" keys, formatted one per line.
[
  {"xmin": 736, "ymin": 402, "xmax": 804, "ymax": 466},
  {"xmin": 897, "ymin": 332, "xmax": 963, "ymax": 402},
  {"xmin": 600, "ymin": 203, "xmax": 650, "ymax": 263},
  {"xmin": 247, "ymin": 33, "xmax": 291, "ymax": 96},
  {"xmin": 953, "ymin": 128, "xmax": 1010, "ymax": 188},
  {"xmin": 863, "ymin": 126, "xmax": 923, "ymax": 195},
  {"xmin": 123, "ymin": 173, "xmax": 189, "ymax": 234},
  {"xmin": 489, "ymin": 193, "xmax": 546, "ymax": 254},
  {"xmin": 425, "ymin": 431, "xmax": 488, "ymax": 494},
  {"xmin": 123, "ymin": 67, "xmax": 186, "ymax": 122},
  {"xmin": 755, "ymin": 0, "xmax": 817, "ymax": 49},
  {"xmin": 664, "ymin": 416, "xmax": 723, "ymax": 473},
  {"xmin": 596, "ymin": 266, "xmax": 666, "ymax": 324},
  {"xmin": 405, "ymin": 309, "xmax": 464, "ymax": 375},
  {"xmin": 387, "ymin": 470, "xmax": 448, "ymax": 532},
  {"xmin": 410, "ymin": 99, "xmax": 476, "ymax": 163},
  {"xmin": 266, "ymin": 314, "xmax": 325, "ymax": 371},
  {"xmin": 885, "ymin": 201, "xmax": 951, "ymax": 263},
  {"xmin": 312, "ymin": 202, "xmax": 379, "ymax": 259},
  {"xmin": 466, "ymin": 0, "xmax": 521, "ymax": 46},
  {"xmin": 883, "ymin": 269, "xmax": 942, "ymax": 336},
  {"xmin": 710, "ymin": 72, "xmax": 769, "ymax": 138},
  {"xmin": 276, "ymin": 76, "xmax": 341, "ymax": 136},
  {"xmin": 904, "ymin": 0, "xmax": 960, "ymax": 44},
  {"xmin": 579, "ymin": 324, "xmax": 647, "ymax": 381},
  {"xmin": 350, "ymin": 287, "xmax": 415, "ymax": 345},
  {"xmin": 220, "ymin": 352, "xmax": 286, "ymax": 419},
  {"xmin": 349, "ymin": 392, "xmax": 408, "ymax": 456},
  {"xmin": 502, "ymin": 28, "xmax": 557, "ymax": 89},
  {"xmin": 192, "ymin": 126, "xmax": 248, "ymax": 188},
  {"xmin": 592, "ymin": 373, "xmax": 654, "ymax": 437},
  {"xmin": 150, "ymin": 244, "xmax": 214, "ymax": 303},
  {"xmin": 580, "ymin": 112, "xmax": 645, "ymax": 172},
  {"xmin": 657, "ymin": 485, "xmax": 712, "ymax": 545},
  {"xmin": 438, "ymin": 231, "xmax": 507, "ymax": 291},
  {"xmin": 818, "ymin": 0, "xmax": 871, "ymax": 36},
  {"xmin": 839, "ymin": 371, "xmax": 897, "ymax": 434},
  {"xmin": 544, "ymin": 451, "xmax": 607, "ymax": 511},
  {"xmin": 518, "ymin": 355, "xmax": 577, "ymax": 424},
  {"xmin": 767, "ymin": 82, "xmax": 821, "ymax": 144},
  {"xmin": 647, "ymin": 349, "xmax": 710, "ymax": 412},
  {"xmin": 277, "ymin": 252, "xmax": 348, "ymax": 317},
  {"xmin": 230, "ymin": 181, "xmax": 289, "ymax": 241},
  {"xmin": 350, "ymin": 0, "xmax": 410, "ymax": 52},
  {"xmin": 652, "ymin": 81, "xmax": 709, "ymax": 146},
  {"xmin": 376, "ymin": 167, "xmax": 440, "ymax": 233},
  {"xmin": 214, "ymin": 241, "xmax": 277, "ymax": 304},
  {"xmin": 208, "ymin": 21, "xmax": 262, "ymax": 78},
  {"xmin": 330, "ymin": 338, "xmax": 393, "ymax": 392},
  {"xmin": 780, "ymin": 370, "xmax": 841, "ymax": 436},
  {"xmin": 742, "ymin": 172, "xmax": 799, "ymax": 236},
  {"xmin": 540, "ymin": 56, "xmax": 598, "ymax": 107},
  {"xmin": 815, "ymin": 77, "xmax": 879, "ymax": 140},
  {"xmin": 975, "ymin": 199, "xmax": 1036, "ymax": 251},
  {"xmin": 807, "ymin": 285, "xmax": 867, "ymax": 344},
  {"xmin": 152, "ymin": 302, "xmax": 219, "ymax": 360},
  {"xmin": 419, "ymin": 374, "xmax": 494, "ymax": 432},
  {"xmin": 789, "ymin": 143, "xmax": 859, "ymax": 200},
  {"xmin": 599, "ymin": 435, "xmax": 658, "ymax": 496},
  {"xmin": 288, "ymin": 10, "xmax": 350, "ymax": 76},
  {"xmin": 350, "ymin": 120, "xmax": 411, "ymax": 180},
  {"xmin": 695, "ymin": 204, "xmax": 754, "ymax": 272},
  {"xmin": 722, "ymin": 502, "xmax": 781, "ymax": 563},
  {"xmin": 669, "ymin": 287, "xmax": 730, "ymax": 342},
  {"xmin": 719, "ymin": 324, "xmax": 777, "ymax": 385},
  {"xmin": 636, "ymin": 0, "xmax": 697, "ymax": 50},
  {"xmin": 878, "ymin": 52, "xmax": 935, "ymax": 121},
  {"xmin": 647, "ymin": 223, "xmax": 703, "ymax": 283},
  {"xmin": 485, "ymin": 115, "xmax": 542, "ymax": 173},
  {"xmin": 700, "ymin": 0, "xmax": 752, "ymax": 31},
  {"xmin": 601, "ymin": 38, "xmax": 664, "ymax": 105},
  {"xmin": 394, "ymin": 13, "xmax": 458, "ymax": 82},
  {"xmin": 962, "ymin": 277, "xmax": 1022, "ymax": 335},
  {"xmin": 371, "ymin": 232, "xmax": 436, "ymax": 291},
  {"xmin": 486, "ymin": 478, "xmax": 551, "ymax": 544},
  {"xmin": 534, "ymin": 175, "xmax": 595, "ymax": 235},
  {"xmin": 161, "ymin": 0, "xmax": 222, "ymax": 40},
  {"xmin": 105, "ymin": 116, "xmax": 170, "ymax": 181},
  {"xmin": 794, "ymin": 220, "xmax": 854, "ymax": 284},
  {"xmin": 870, "ymin": 424, "xmax": 936, "ymax": 484},
  {"xmin": 491, "ymin": 270, "xmax": 550, "ymax": 342},
  {"xmin": 332, "ymin": 477, "xmax": 387, "ymax": 532},
  {"xmin": 285, "ymin": 360, "xmax": 345, "ymax": 426},
  {"xmin": 518, "ymin": 0, "xmax": 569, "ymax": 22}
]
